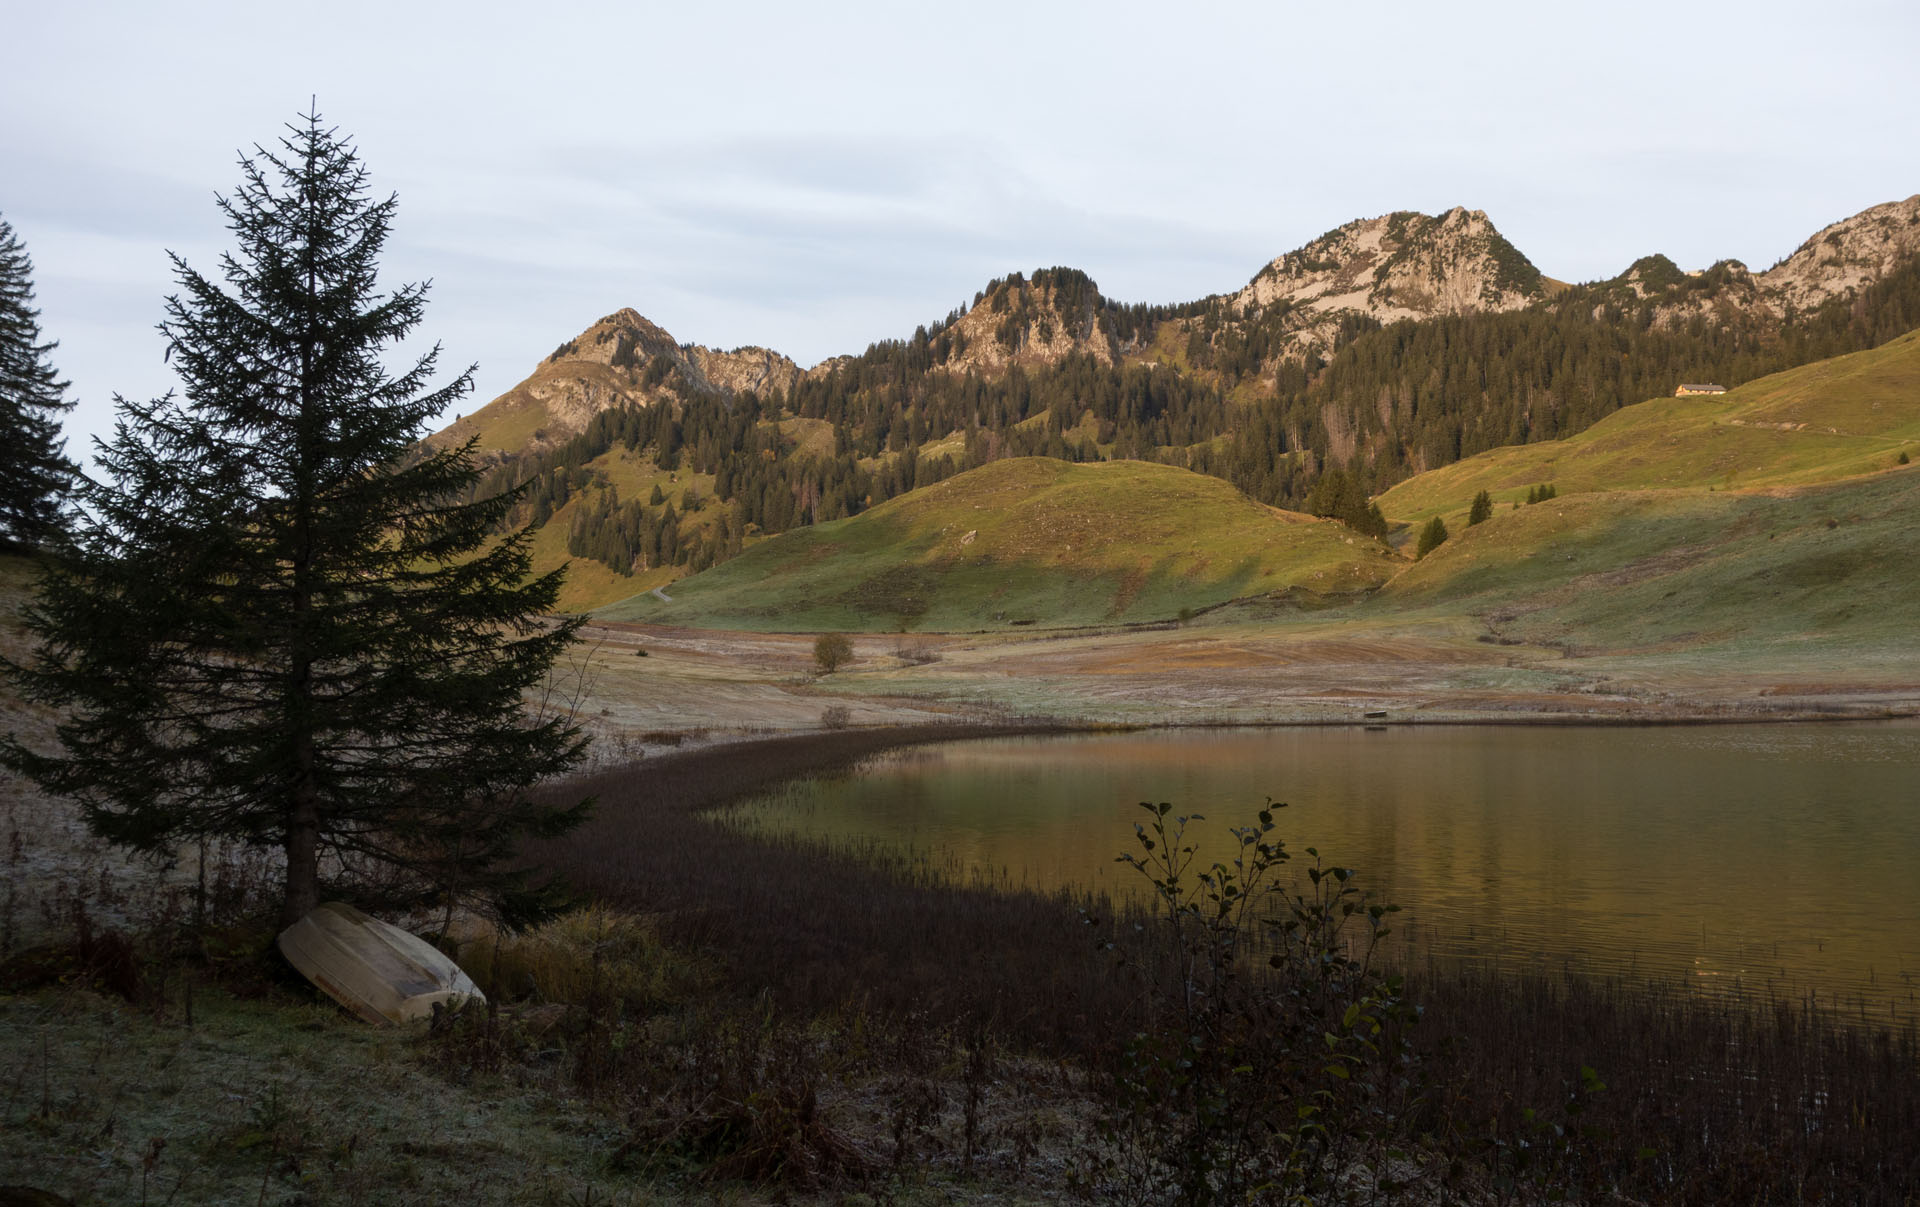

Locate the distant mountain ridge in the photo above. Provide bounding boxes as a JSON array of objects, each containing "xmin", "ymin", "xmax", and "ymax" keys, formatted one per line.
[{"xmin": 442, "ymin": 195, "xmax": 1920, "ymax": 460}]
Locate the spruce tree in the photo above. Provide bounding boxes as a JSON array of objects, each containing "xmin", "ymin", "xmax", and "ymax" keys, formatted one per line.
[
  {"xmin": 1467, "ymin": 489, "xmax": 1493, "ymax": 526},
  {"xmin": 1415, "ymin": 515, "xmax": 1450, "ymax": 559},
  {"xmin": 0, "ymin": 214, "xmax": 78, "ymax": 551},
  {"xmin": 3, "ymin": 113, "xmax": 589, "ymax": 928}
]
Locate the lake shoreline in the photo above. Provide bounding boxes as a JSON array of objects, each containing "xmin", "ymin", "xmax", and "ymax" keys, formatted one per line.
[
  {"xmin": 583, "ymin": 708, "xmax": 1920, "ymax": 808},
  {"xmin": 567, "ymin": 616, "xmax": 1920, "ymax": 745}
]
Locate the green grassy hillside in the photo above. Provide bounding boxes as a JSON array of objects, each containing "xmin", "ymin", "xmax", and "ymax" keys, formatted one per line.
[
  {"xmin": 596, "ymin": 458, "xmax": 1398, "ymax": 631},
  {"xmin": 1379, "ymin": 329, "xmax": 1920, "ymax": 527},
  {"xmin": 1370, "ymin": 464, "xmax": 1920, "ymax": 659}
]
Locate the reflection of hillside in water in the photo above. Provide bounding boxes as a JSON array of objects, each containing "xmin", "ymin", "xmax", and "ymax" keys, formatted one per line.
[{"xmin": 728, "ymin": 722, "xmax": 1920, "ymax": 1015}]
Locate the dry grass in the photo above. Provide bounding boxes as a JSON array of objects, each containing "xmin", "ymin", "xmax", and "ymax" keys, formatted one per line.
[{"xmin": 452, "ymin": 904, "xmax": 696, "ymax": 1010}]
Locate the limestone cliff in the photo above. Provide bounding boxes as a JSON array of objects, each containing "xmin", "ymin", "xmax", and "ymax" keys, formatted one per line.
[
  {"xmin": 1235, "ymin": 207, "xmax": 1547, "ymax": 322},
  {"xmin": 1757, "ymin": 194, "xmax": 1920, "ymax": 312},
  {"xmin": 942, "ymin": 268, "xmax": 1119, "ymax": 374}
]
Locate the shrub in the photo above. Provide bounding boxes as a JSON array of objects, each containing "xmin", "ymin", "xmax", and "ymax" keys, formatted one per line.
[
  {"xmin": 890, "ymin": 641, "xmax": 941, "ymax": 666},
  {"xmin": 1416, "ymin": 515, "xmax": 1450, "ymax": 559},
  {"xmin": 1084, "ymin": 803, "xmax": 1415, "ymax": 1203},
  {"xmin": 812, "ymin": 633, "xmax": 853, "ymax": 675}
]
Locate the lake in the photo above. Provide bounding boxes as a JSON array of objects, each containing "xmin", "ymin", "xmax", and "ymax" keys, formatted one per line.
[{"xmin": 726, "ymin": 723, "xmax": 1920, "ymax": 1015}]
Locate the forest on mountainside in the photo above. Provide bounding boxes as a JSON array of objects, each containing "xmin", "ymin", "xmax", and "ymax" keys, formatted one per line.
[{"xmin": 474, "ymin": 252, "xmax": 1920, "ymax": 582}]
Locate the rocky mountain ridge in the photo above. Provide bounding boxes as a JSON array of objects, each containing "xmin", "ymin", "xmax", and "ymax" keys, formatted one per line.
[
  {"xmin": 439, "ymin": 195, "xmax": 1920, "ymax": 457},
  {"xmin": 433, "ymin": 308, "xmax": 803, "ymax": 455}
]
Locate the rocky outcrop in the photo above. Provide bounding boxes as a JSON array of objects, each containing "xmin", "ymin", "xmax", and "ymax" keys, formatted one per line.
[
  {"xmin": 687, "ymin": 344, "xmax": 803, "ymax": 397},
  {"xmin": 433, "ymin": 309, "xmax": 801, "ymax": 456},
  {"xmin": 1236, "ymin": 207, "xmax": 1547, "ymax": 322},
  {"xmin": 1757, "ymin": 194, "xmax": 1920, "ymax": 312},
  {"xmin": 943, "ymin": 268, "xmax": 1119, "ymax": 374}
]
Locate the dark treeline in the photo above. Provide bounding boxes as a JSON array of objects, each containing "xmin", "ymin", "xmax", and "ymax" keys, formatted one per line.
[{"xmin": 472, "ymin": 252, "xmax": 1920, "ymax": 580}]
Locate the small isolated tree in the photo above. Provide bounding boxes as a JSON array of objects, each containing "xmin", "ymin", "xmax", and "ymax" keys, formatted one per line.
[
  {"xmin": 1415, "ymin": 515, "xmax": 1450, "ymax": 560},
  {"xmin": 1467, "ymin": 489, "xmax": 1493, "ymax": 526},
  {"xmin": 813, "ymin": 632, "xmax": 854, "ymax": 675},
  {"xmin": 0, "ymin": 213, "xmax": 79, "ymax": 551},
  {"xmin": 3, "ymin": 112, "xmax": 589, "ymax": 929}
]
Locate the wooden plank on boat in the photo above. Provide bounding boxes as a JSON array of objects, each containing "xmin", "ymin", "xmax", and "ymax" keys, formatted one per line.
[{"xmin": 276, "ymin": 902, "xmax": 484, "ymax": 1025}]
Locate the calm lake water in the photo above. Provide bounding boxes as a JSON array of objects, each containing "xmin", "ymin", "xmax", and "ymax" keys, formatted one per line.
[{"xmin": 727, "ymin": 723, "xmax": 1920, "ymax": 1015}]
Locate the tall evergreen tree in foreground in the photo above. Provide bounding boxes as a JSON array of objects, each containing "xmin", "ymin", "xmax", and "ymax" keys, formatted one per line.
[
  {"xmin": 0, "ymin": 213, "xmax": 78, "ymax": 551},
  {"xmin": 3, "ymin": 113, "xmax": 589, "ymax": 928}
]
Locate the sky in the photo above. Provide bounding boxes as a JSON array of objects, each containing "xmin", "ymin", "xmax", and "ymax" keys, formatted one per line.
[{"xmin": 6, "ymin": 0, "xmax": 1917, "ymax": 465}]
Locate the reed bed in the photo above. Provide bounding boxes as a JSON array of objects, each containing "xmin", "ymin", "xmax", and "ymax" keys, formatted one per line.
[{"xmin": 533, "ymin": 723, "xmax": 1155, "ymax": 1052}]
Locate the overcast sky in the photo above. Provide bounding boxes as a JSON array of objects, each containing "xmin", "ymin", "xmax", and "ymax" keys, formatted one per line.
[{"xmin": 6, "ymin": 0, "xmax": 1916, "ymax": 463}]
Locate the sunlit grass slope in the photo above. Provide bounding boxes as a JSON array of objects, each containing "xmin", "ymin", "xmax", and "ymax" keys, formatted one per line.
[
  {"xmin": 1373, "ymin": 465, "xmax": 1920, "ymax": 658},
  {"xmin": 596, "ymin": 457, "xmax": 1398, "ymax": 631},
  {"xmin": 1380, "ymin": 329, "xmax": 1920, "ymax": 526},
  {"xmin": 528, "ymin": 447, "xmax": 721, "ymax": 612}
]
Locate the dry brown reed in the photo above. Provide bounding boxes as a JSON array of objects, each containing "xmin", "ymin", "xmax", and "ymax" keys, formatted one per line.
[{"xmin": 532, "ymin": 724, "xmax": 1149, "ymax": 1052}]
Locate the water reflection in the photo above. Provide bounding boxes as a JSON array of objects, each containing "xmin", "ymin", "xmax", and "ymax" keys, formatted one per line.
[{"xmin": 724, "ymin": 723, "xmax": 1920, "ymax": 1014}]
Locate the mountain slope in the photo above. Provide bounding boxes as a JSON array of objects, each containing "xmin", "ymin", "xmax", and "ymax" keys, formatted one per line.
[
  {"xmin": 1367, "ymin": 463, "xmax": 1920, "ymax": 663},
  {"xmin": 596, "ymin": 458, "xmax": 1397, "ymax": 631},
  {"xmin": 1376, "ymin": 328, "xmax": 1920, "ymax": 524}
]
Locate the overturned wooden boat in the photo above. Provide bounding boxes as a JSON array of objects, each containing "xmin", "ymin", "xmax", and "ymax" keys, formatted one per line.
[{"xmin": 277, "ymin": 902, "xmax": 485, "ymax": 1025}]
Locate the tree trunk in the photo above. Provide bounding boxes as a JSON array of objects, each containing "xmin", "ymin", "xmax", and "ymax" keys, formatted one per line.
[{"xmin": 281, "ymin": 779, "xmax": 320, "ymax": 929}]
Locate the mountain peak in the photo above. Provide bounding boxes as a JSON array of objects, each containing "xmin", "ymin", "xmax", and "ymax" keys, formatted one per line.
[
  {"xmin": 542, "ymin": 309, "xmax": 685, "ymax": 371},
  {"xmin": 942, "ymin": 266, "xmax": 1118, "ymax": 373},
  {"xmin": 433, "ymin": 307, "xmax": 801, "ymax": 456},
  {"xmin": 1760, "ymin": 194, "xmax": 1920, "ymax": 312},
  {"xmin": 1236, "ymin": 207, "xmax": 1545, "ymax": 322}
]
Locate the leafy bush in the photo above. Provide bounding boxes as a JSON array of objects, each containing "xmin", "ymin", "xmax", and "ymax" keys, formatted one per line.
[
  {"xmin": 1082, "ymin": 803, "xmax": 1417, "ymax": 1204},
  {"xmin": 812, "ymin": 632, "xmax": 853, "ymax": 675}
]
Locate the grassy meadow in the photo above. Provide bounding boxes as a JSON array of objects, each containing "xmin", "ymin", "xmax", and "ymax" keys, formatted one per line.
[
  {"xmin": 599, "ymin": 458, "xmax": 1398, "ymax": 632},
  {"xmin": 1373, "ymin": 466, "xmax": 1920, "ymax": 658}
]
